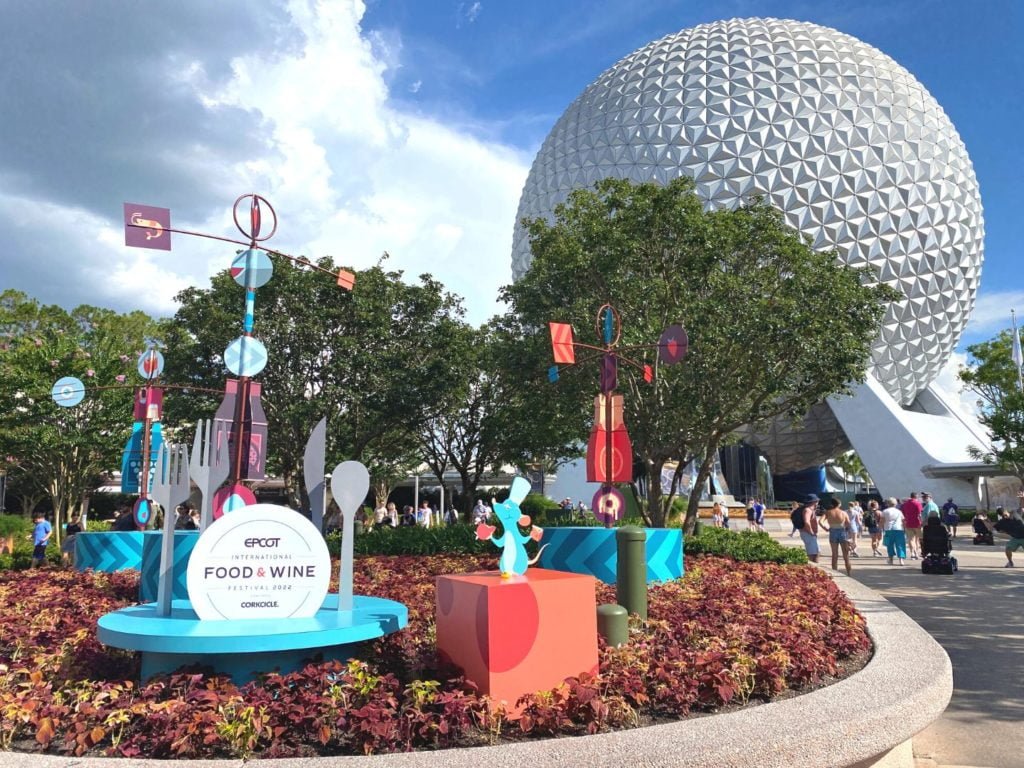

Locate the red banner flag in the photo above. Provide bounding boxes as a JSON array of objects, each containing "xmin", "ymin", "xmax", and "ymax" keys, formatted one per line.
[
  {"xmin": 549, "ymin": 322, "xmax": 575, "ymax": 364},
  {"xmin": 336, "ymin": 269, "xmax": 356, "ymax": 291}
]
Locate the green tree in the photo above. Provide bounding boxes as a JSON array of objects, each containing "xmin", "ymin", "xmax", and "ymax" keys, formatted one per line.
[
  {"xmin": 416, "ymin": 323, "xmax": 582, "ymax": 518},
  {"xmin": 831, "ymin": 451, "xmax": 872, "ymax": 490},
  {"xmin": 505, "ymin": 177, "xmax": 897, "ymax": 532},
  {"xmin": 0, "ymin": 290, "xmax": 160, "ymax": 539},
  {"xmin": 162, "ymin": 256, "xmax": 466, "ymax": 505},
  {"xmin": 958, "ymin": 330, "xmax": 1024, "ymax": 481}
]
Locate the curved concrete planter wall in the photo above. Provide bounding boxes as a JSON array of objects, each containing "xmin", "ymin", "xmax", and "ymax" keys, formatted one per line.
[{"xmin": 15, "ymin": 574, "xmax": 949, "ymax": 768}]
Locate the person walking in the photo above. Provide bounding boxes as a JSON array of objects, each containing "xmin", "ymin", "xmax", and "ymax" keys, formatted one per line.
[
  {"xmin": 921, "ymin": 492, "xmax": 940, "ymax": 525},
  {"xmin": 29, "ymin": 511, "xmax": 52, "ymax": 568},
  {"xmin": 798, "ymin": 494, "xmax": 821, "ymax": 563},
  {"xmin": 711, "ymin": 503, "xmax": 723, "ymax": 528},
  {"xmin": 788, "ymin": 500, "xmax": 801, "ymax": 537},
  {"xmin": 847, "ymin": 499, "xmax": 863, "ymax": 557},
  {"xmin": 941, "ymin": 497, "xmax": 960, "ymax": 537},
  {"xmin": 753, "ymin": 498, "xmax": 766, "ymax": 531},
  {"xmin": 862, "ymin": 499, "xmax": 884, "ymax": 557},
  {"xmin": 417, "ymin": 500, "xmax": 432, "ymax": 527},
  {"xmin": 901, "ymin": 492, "xmax": 924, "ymax": 559},
  {"xmin": 821, "ymin": 498, "xmax": 853, "ymax": 576},
  {"xmin": 472, "ymin": 499, "xmax": 489, "ymax": 525},
  {"xmin": 61, "ymin": 513, "xmax": 83, "ymax": 568},
  {"xmin": 881, "ymin": 497, "xmax": 906, "ymax": 565},
  {"xmin": 992, "ymin": 509, "xmax": 1024, "ymax": 568}
]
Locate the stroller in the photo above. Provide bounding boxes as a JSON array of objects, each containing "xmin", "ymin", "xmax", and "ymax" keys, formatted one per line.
[
  {"xmin": 921, "ymin": 519, "xmax": 957, "ymax": 574},
  {"xmin": 972, "ymin": 516, "xmax": 994, "ymax": 545}
]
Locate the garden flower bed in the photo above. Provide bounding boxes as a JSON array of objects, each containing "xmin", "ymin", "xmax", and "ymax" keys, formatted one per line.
[{"xmin": 0, "ymin": 554, "xmax": 869, "ymax": 759}]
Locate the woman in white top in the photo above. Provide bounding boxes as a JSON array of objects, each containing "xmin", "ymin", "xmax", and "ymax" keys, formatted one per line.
[
  {"xmin": 881, "ymin": 497, "xmax": 906, "ymax": 565},
  {"xmin": 711, "ymin": 503, "xmax": 723, "ymax": 528},
  {"xmin": 847, "ymin": 502, "xmax": 863, "ymax": 557}
]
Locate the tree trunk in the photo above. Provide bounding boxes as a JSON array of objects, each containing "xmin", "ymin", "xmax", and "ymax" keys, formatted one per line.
[
  {"xmin": 458, "ymin": 470, "xmax": 476, "ymax": 517},
  {"xmin": 683, "ymin": 450, "xmax": 718, "ymax": 536},
  {"xmin": 644, "ymin": 457, "xmax": 665, "ymax": 527}
]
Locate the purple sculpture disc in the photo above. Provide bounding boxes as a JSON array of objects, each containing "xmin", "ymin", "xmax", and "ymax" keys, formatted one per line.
[
  {"xmin": 659, "ymin": 324, "xmax": 688, "ymax": 365},
  {"xmin": 592, "ymin": 486, "xmax": 626, "ymax": 525}
]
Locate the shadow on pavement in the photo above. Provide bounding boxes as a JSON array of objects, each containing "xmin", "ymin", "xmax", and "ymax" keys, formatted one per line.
[{"xmin": 771, "ymin": 526, "xmax": 1023, "ymax": 767}]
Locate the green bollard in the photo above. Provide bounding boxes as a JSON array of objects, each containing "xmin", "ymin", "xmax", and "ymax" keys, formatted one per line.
[
  {"xmin": 616, "ymin": 525, "xmax": 647, "ymax": 620},
  {"xmin": 597, "ymin": 603, "xmax": 629, "ymax": 647}
]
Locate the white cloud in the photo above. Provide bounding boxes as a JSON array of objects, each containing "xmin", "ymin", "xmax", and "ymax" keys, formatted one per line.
[
  {"xmin": 929, "ymin": 349, "xmax": 984, "ymax": 420},
  {"xmin": 0, "ymin": 0, "xmax": 529, "ymax": 326},
  {"xmin": 192, "ymin": 0, "xmax": 529, "ymax": 323},
  {"xmin": 964, "ymin": 290, "xmax": 1024, "ymax": 337}
]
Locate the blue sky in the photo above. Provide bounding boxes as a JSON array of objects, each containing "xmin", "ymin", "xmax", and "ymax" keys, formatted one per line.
[
  {"xmin": 0, "ymin": 0, "xmax": 1019, "ymax": 367},
  {"xmin": 361, "ymin": 0, "xmax": 1022, "ymax": 348}
]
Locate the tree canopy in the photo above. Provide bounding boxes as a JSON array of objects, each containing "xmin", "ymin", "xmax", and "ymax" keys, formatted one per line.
[
  {"xmin": 416, "ymin": 322, "xmax": 583, "ymax": 517},
  {"xmin": 162, "ymin": 256, "xmax": 467, "ymax": 505},
  {"xmin": 505, "ymin": 177, "xmax": 897, "ymax": 530},
  {"xmin": 0, "ymin": 290, "xmax": 160, "ymax": 534},
  {"xmin": 958, "ymin": 329, "xmax": 1024, "ymax": 481}
]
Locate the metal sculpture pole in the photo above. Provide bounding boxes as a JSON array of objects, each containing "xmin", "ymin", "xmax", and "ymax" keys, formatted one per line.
[
  {"xmin": 548, "ymin": 304, "xmax": 688, "ymax": 527},
  {"xmin": 125, "ymin": 193, "xmax": 355, "ymax": 521}
]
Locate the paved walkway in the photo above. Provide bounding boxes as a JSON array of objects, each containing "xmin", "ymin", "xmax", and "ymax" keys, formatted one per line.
[{"xmin": 760, "ymin": 520, "xmax": 1023, "ymax": 768}]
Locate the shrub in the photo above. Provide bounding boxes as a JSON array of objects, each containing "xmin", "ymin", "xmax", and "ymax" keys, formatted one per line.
[
  {"xmin": 329, "ymin": 525, "xmax": 493, "ymax": 557},
  {"xmin": 685, "ymin": 527, "xmax": 807, "ymax": 565},
  {"xmin": 519, "ymin": 493, "xmax": 561, "ymax": 524},
  {"xmin": 0, "ymin": 514, "xmax": 30, "ymax": 538}
]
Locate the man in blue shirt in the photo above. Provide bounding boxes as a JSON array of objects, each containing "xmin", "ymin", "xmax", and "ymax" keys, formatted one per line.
[
  {"xmin": 752, "ymin": 498, "xmax": 766, "ymax": 531},
  {"xmin": 30, "ymin": 511, "xmax": 52, "ymax": 568}
]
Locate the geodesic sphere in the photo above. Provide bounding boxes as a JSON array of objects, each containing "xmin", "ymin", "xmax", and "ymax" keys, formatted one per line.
[{"xmin": 511, "ymin": 18, "xmax": 984, "ymax": 465}]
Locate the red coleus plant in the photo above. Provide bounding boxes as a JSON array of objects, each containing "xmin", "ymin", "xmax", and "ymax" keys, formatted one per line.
[{"xmin": 0, "ymin": 555, "xmax": 869, "ymax": 758}]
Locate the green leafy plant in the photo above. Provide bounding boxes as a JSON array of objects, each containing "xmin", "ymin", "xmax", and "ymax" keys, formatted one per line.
[
  {"xmin": 685, "ymin": 527, "xmax": 808, "ymax": 564},
  {"xmin": 0, "ymin": 553, "xmax": 866, "ymax": 758},
  {"xmin": 0, "ymin": 515, "xmax": 30, "ymax": 538}
]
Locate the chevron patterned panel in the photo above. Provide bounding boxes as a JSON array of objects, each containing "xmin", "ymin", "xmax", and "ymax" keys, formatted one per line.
[
  {"xmin": 538, "ymin": 527, "xmax": 683, "ymax": 584},
  {"xmin": 74, "ymin": 532, "xmax": 144, "ymax": 573},
  {"xmin": 140, "ymin": 532, "xmax": 199, "ymax": 603}
]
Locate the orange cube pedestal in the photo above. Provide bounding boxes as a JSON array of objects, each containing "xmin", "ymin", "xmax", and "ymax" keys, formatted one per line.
[{"xmin": 436, "ymin": 568, "xmax": 598, "ymax": 714}]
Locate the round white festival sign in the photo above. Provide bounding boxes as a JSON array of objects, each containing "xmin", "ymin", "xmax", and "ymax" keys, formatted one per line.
[{"xmin": 186, "ymin": 503, "xmax": 330, "ymax": 621}]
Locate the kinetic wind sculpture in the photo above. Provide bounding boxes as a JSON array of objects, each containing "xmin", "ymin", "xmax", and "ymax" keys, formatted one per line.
[
  {"xmin": 124, "ymin": 194, "xmax": 356, "ymax": 521},
  {"xmin": 51, "ymin": 342, "xmax": 219, "ymax": 528},
  {"xmin": 548, "ymin": 304, "xmax": 688, "ymax": 526}
]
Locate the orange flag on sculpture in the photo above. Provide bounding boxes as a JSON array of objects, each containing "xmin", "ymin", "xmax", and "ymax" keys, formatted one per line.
[{"xmin": 549, "ymin": 322, "xmax": 575, "ymax": 364}]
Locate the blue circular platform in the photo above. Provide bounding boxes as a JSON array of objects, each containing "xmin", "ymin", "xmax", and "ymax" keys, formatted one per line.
[{"xmin": 98, "ymin": 594, "xmax": 407, "ymax": 682}]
